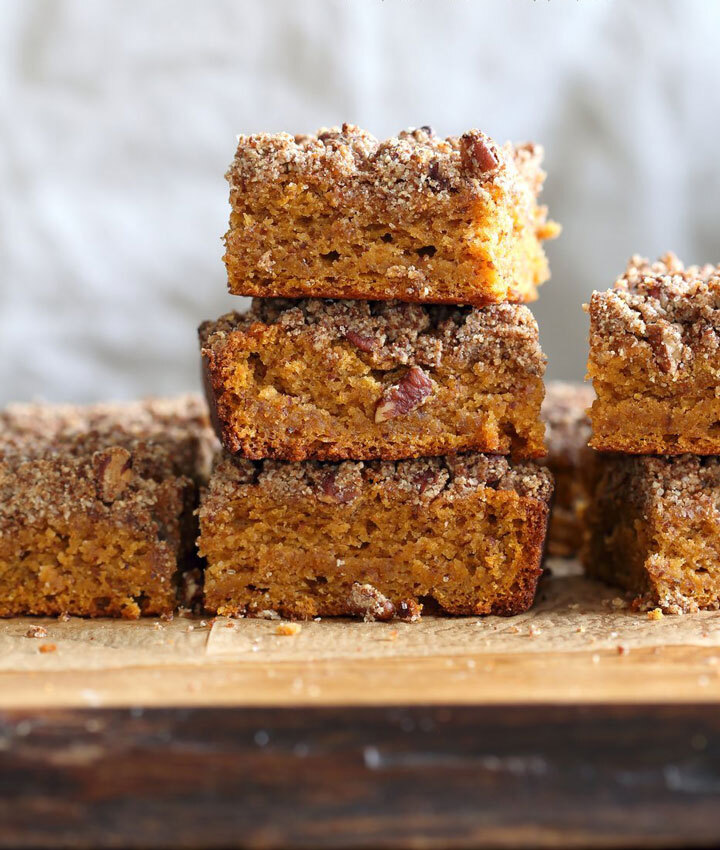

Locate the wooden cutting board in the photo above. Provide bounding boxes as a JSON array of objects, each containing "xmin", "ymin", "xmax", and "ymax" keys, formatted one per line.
[{"xmin": 1, "ymin": 563, "xmax": 719, "ymax": 849}]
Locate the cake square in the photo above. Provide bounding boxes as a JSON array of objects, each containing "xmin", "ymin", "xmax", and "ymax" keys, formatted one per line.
[
  {"xmin": 541, "ymin": 381, "xmax": 594, "ymax": 558},
  {"xmin": 584, "ymin": 454, "xmax": 720, "ymax": 613},
  {"xmin": 587, "ymin": 253, "xmax": 720, "ymax": 455},
  {"xmin": 200, "ymin": 299, "xmax": 547, "ymax": 462},
  {"xmin": 0, "ymin": 396, "xmax": 216, "ymax": 618},
  {"xmin": 224, "ymin": 125, "xmax": 559, "ymax": 305},
  {"xmin": 198, "ymin": 453, "xmax": 553, "ymax": 620}
]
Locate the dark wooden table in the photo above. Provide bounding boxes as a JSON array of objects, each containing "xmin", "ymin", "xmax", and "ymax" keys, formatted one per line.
[{"xmin": 1, "ymin": 703, "xmax": 719, "ymax": 848}]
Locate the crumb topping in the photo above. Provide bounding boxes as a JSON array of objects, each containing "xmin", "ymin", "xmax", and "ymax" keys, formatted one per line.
[
  {"xmin": 204, "ymin": 453, "xmax": 553, "ymax": 510},
  {"xmin": 0, "ymin": 395, "xmax": 216, "ymax": 480},
  {"xmin": 227, "ymin": 123, "xmax": 549, "ymax": 207},
  {"xmin": 601, "ymin": 454, "xmax": 720, "ymax": 517},
  {"xmin": 588, "ymin": 253, "xmax": 720, "ymax": 375},
  {"xmin": 0, "ymin": 396, "xmax": 216, "ymax": 532},
  {"xmin": 200, "ymin": 298, "xmax": 545, "ymax": 375}
]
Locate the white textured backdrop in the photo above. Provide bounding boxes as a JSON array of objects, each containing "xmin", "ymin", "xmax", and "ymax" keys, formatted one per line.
[{"xmin": 2, "ymin": 0, "xmax": 720, "ymax": 403}]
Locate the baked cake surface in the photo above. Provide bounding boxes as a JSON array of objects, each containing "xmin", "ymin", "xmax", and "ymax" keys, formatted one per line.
[
  {"xmin": 584, "ymin": 454, "xmax": 720, "ymax": 613},
  {"xmin": 198, "ymin": 452, "xmax": 553, "ymax": 620},
  {"xmin": 224, "ymin": 124, "xmax": 559, "ymax": 305},
  {"xmin": 587, "ymin": 253, "xmax": 720, "ymax": 454},
  {"xmin": 0, "ymin": 395, "xmax": 216, "ymax": 618},
  {"xmin": 201, "ymin": 298, "xmax": 546, "ymax": 461}
]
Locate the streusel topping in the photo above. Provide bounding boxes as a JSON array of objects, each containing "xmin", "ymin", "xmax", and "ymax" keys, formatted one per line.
[
  {"xmin": 200, "ymin": 298, "xmax": 545, "ymax": 374},
  {"xmin": 227, "ymin": 124, "xmax": 548, "ymax": 206},
  {"xmin": 0, "ymin": 396, "xmax": 215, "ymax": 531},
  {"xmin": 601, "ymin": 454, "xmax": 720, "ymax": 518},
  {"xmin": 0, "ymin": 395, "xmax": 216, "ymax": 479},
  {"xmin": 203, "ymin": 453, "xmax": 553, "ymax": 509},
  {"xmin": 587, "ymin": 253, "xmax": 720, "ymax": 374}
]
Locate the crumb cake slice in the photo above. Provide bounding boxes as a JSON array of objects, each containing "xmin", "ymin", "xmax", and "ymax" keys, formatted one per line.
[
  {"xmin": 198, "ymin": 453, "xmax": 553, "ymax": 620},
  {"xmin": 541, "ymin": 381, "xmax": 594, "ymax": 558},
  {"xmin": 200, "ymin": 299, "xmax": 546, "ymax": 462},
  {"xmin": 587, "ymin": 253, "xmax": 720, "ymax": 454},
  {"xmin": 224, "ymin": 124, "xmax": 560, "ymax": 305},
  {"xmin": 584, "ymin": 454, "xmax": 720, "ymax": 614},
  {"xmin": 0, "ymin": 396, "xmax": 216, "ymax": 618}
]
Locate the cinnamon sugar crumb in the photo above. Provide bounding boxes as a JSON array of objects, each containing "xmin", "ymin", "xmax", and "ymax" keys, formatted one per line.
[{"xmin": 39, "ymin": 643, "xmax": 57, "ymax": 653}]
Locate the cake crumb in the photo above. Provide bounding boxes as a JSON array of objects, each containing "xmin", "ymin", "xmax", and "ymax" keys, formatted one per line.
[
  {"xmin": 250, "ymin": 609, "xmax": 281, "ymax": 621},
  {"xmin": 647, "ymin": 607, "xmax": 664, "ymax": 621},
  {"xmin": 276, "ymin": 622, "xmax": 302, "ymax": 636},
  {"xmin": 348, "ymin": 582, "xmax": 395, "ymax": 622},
  {"xmin": 26, "ymin": 625, "xmax": 48, "ymax": 639},
  {"xmin": 39, "ymin": 643, "xmax": 57, "ymax": 653}
]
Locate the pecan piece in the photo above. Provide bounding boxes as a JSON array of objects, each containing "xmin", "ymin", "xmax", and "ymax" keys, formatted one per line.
[
  {"xmin": 375, "ymin": 366, "xmax": 433, "ymax": 423},
  {"xmin": 348, "ymin": 583, "xmax": 395, "ymax": 622},
  {"xmin": 92, "ymin": 446, "xmax": 132, "ymax": 502},
  {"xmin": 345, "ymin": 330, "xmax": 376, "ymax": 353},
  {"xmin": 459, "ymin": 130, "xmax": 499, "ymax": 175},
  {"xmin": 427, "ymin": 160, "xmax": 451, "ymax": 191},
  {"xmin": 317, "ymin": 465, "xmax": 362, "ymax": 504}
]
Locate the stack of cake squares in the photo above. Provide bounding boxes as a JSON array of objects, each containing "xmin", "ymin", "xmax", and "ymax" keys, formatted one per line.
[
  {"xmin": 584, "ymin": 253, "xmax": 720, "ymax": 613},
  {"xmin": 198, "ymin": 124, "xmax": 560, "ymax": 621}
]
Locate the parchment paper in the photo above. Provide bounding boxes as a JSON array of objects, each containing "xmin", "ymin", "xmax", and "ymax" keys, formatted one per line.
[{"xmin": 2, "ymin": 562, "xmax": 719, "ymax": 673}]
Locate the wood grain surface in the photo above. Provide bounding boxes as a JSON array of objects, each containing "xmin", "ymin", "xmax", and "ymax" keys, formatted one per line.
[
  {"xmin": 1, "ymin": 704, "xmax": 719, "ymax": 849},
  {"xmin": 0, "ymin": 644, "xmax": 720, "ymax": 709}
]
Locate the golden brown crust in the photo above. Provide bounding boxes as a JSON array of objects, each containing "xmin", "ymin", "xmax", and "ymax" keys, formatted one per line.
[
  {"xmin": 587, "ymin": 253, "xmax": 720, "ymax": 454},
  {"xmin": 198, "ymin": 453, "xmax": 552, "ymax": 620},
  {"xmin": 200, "ymin": 299, "xmax": 546, "ymax": 461},
  {"xmin": 224, "ymin": 124, "xmax": 559, "ymax": 305},
  {"xmin": 0, "ymin": 396, "xmax": 216, "ymax": 618}
]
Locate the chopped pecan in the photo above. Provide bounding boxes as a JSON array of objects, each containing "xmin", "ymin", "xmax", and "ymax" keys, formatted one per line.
[
  {"xmin": 412, "ymin": 465, "xmax": 449, "ymax": 500},
  {"xmin": 375, "ymin": 366, "xmax": 433, "ymax": 423},
  {"xmin": 427, "ymin": 160, "xmax": 451, "ymax": 191},
  {"xmin": 459, "ymin": 130, "xmax": 499, "ymax": 175},
  {"xmin": 92, "ymin": 446, "xmax": 132, "ymax": 502},
  {"xmin": 345, "ymin": 330, "xmax": 376, "ymax": 353},
  {"xmin": 348, "ymin": 583, "xmax": 395, "ymax": 622},
  {"xmin": 317, "ymin": 466, "xmax": 362, "ymax": 504}
]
